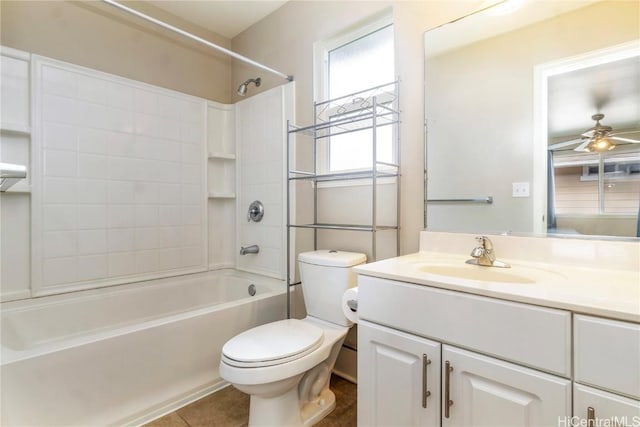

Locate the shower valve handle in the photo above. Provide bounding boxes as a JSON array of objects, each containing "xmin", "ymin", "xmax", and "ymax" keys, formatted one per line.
[{"xmin": 247, "ymin": 200, "xmax": 264, "ymax": 222}]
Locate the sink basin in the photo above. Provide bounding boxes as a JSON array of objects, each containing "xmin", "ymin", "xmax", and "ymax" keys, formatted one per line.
[
  {"xmin": 418, "ymin": 263, "xmax": 565, "ymax": 284},
  {"xmin": 419, "ymin": 265, "xmax": 534, "ymax": 283}
]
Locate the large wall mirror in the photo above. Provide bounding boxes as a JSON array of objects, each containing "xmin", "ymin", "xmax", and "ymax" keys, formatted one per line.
[{"xmin": 424, "ymin": 0, "xmax": 639, "ymax": 238}]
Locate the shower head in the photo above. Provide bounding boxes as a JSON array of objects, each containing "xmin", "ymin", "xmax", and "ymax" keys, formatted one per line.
[{"xmin": 237, "ymin": 77, "xmax": 261, "ymax": 96}]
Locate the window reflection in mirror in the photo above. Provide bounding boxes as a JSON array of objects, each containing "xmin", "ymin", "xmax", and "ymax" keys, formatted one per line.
[
  {"xmin": 553, "ymin": 151, "xmax": 640, "ymax": 215},
  {"xmin": 424, "ymin": 0, "xmax": 640, "ymax": 238}
]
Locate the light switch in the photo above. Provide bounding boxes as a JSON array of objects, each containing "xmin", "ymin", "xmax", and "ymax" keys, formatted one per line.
[{"xmin": 512, "ymin": 182, "xmax": 530, "ymax": 198}]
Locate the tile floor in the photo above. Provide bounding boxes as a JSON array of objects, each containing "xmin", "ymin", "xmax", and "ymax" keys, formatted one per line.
[{"xmin": 145, "ymin": 375, "xmax": 357, "ymax": 427}]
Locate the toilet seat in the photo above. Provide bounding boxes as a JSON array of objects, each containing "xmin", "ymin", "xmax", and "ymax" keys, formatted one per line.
[{"xmin": 222, "ymin": 319, "xmax": 324, "ymax": 368}]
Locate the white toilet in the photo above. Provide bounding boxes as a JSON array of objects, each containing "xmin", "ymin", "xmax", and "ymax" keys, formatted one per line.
[{"xmin": 219, "ymin": 250, "xmax": 366, "ymax": 427}]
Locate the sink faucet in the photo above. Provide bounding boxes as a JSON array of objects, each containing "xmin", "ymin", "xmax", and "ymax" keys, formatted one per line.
[
  {"xmin": 240, "ymin": 245, "xmax": 259, "ymax": 255},
  {"xmin": 466, "ymin": 236, "xmax": 510, "ymax": 268}
]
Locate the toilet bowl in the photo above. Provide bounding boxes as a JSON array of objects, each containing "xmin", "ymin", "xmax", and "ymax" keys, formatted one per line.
[
  {"xmin": 219, "ymin": 250, "xmax": 365, "ymax": 427},
  {"xmin": 220, "ymin": 317, "xmax": 347, "ymax": 426}
]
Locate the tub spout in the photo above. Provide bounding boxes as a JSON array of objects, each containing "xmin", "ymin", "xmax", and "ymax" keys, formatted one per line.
[{"xmin": 240, "ymin": 245, "xmax": 259, "ymax": 255}]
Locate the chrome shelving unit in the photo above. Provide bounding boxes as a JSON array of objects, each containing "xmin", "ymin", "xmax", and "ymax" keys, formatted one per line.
[{"xmin": 286, "ymin": 81, "xmax": 401, "ymax": 316}]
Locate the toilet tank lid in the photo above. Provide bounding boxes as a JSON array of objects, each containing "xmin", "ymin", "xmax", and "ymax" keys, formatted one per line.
[{"xmin": 298, "ymin": 250, "xmax": 366, "ymax": 267}]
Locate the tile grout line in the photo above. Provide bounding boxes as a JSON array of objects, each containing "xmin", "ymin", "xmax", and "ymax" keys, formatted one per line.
[{"xmin": 176, "ymin": 411, "xmax": 191, "ymax": 427}]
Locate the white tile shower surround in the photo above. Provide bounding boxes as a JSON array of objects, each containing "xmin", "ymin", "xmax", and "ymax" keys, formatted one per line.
[
  {"xmin": 31, "ymin": 56, "xmax": 208, "ymax": 296},
  {"xmin": 235, "ymin": 85, "xmax": 290, "ymax": 279},
  {"xmin": 1, "ymin": 51, "xmax": 30, "ymax": 129}
]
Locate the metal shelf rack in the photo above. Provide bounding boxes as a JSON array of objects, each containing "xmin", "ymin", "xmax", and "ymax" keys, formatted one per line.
[{"xmin": 285, "ymin": 81, "xmax": 401, "ymax": 316}]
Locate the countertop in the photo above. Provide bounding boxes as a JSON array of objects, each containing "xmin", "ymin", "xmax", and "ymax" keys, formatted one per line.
[{"xmin": 355, "ymin": 251, "xmax": 640, "ymax": 323}]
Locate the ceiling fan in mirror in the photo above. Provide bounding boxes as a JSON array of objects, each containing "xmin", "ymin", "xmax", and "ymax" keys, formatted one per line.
[{"xmin": 549, "ymin": 113, "xmax": 640, "ymax": 153}]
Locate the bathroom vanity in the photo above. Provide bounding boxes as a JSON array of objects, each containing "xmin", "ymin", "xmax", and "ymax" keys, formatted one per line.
[{"xmin": 355, "ymin": 232, "xmax": 640, "ymax": 426}]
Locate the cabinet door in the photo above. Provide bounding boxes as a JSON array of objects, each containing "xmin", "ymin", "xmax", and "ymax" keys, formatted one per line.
[
  {"xmin": 574, "ymin": 315, "xmax": 640, "ymax": 399},
  {"xmin": 442, "ymin": 345, "xmax": 571, "ymax": 427},
  {"xmin": 358, "ymin": 320, "xmax": 441, "ymax": 427},
  {"xmin": 574, "ymin": 384, "xmax": 640, "ymax": 426}
]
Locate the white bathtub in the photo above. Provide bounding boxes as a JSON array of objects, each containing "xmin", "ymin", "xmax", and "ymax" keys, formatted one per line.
[{"xmin": 0, "ymin": 269, "xmax": 286, "ymax": 426}]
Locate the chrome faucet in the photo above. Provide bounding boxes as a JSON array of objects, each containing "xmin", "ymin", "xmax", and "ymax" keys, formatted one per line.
[
  {"xmin": 466, "ymin": 236, "xmax": 510, "ymax": 268},
  {"xmin": 240, "ymin": 245, "xmax": 259, "ymax": 255}
]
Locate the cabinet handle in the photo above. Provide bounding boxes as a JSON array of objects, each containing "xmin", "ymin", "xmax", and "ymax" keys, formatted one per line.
[
  {"xmin": 587, "ymin": 407, "xmax": 595, "ymax": 427},
  {"xmin": 422, "ymin": 354, "xmax": 431, "ymax": 408},
  {"xmin": 445, "ymin": 360, "xmax": 454, "ymax": 418}
]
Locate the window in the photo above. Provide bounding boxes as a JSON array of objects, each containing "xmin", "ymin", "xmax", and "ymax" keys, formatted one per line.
[
  {"xmin": 315, "ymin": 15, "xmax": 395, "ymax": 172},
  {"xmin": 552, "ymin": 147, "xmax": 640, "ymax": 215}
]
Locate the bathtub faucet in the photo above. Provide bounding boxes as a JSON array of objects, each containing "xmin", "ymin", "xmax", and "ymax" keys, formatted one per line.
[{"xmin": 240, "ymin": 245, "xmax": 260, "ymax": 255}]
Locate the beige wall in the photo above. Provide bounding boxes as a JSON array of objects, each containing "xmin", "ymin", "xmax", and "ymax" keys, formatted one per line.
[
  {"xmin": 231, "ymin": 0, "xmax": 484, "ymax": 257},
  {"xmin": 0, "ymin": 1, "xmax": 232, "ymax": 102}
]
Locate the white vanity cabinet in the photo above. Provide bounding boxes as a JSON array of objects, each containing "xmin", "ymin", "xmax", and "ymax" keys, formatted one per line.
[
  {"xmin": 358, "ymin": 320, "xmax": 441, "ymax": 426},
  {"xmin": 355, "ymin": 232, "xmax": 640, "ymax": 426},
  {"xmin": 357, "ymin": 276, "xmax": 573, "ymax": 426},
  {"xmin": 357, "ymin": 319, "xmax": 571, "ymax": 427}
]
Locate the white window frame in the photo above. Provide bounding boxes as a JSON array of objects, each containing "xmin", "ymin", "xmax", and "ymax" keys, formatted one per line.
[{"xmin": 313, "ymin": 10, "xmax": 395, "ymax": 178}]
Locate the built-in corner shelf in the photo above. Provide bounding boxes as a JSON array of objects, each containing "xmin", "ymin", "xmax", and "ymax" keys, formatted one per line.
[
  {"xmin": 206, "ymin": 101, "xmax": 236, "ymax": 270},
  {"xmin": 208, "ymin": 192, "xmax": 236, "ymax": 199},
  {"xmin": 0, "ymin": 123, "xmax": 31, "ymax": 194},
  {"xmin": 1, "ymin": 123, "xmax": 31, "ymax": 136},
  {"xmin": 208, "ymin": 152, "xmax": 236, "ymax": 160},
  {"xmin": 1, "ymin": 183, "xmax": 31, "ymax": 193}
]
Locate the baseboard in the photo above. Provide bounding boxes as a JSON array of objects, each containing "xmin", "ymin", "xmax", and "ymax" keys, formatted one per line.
[
  {"xmin": 333, "ymin": 345, "xmax": 358, "ymax": 384},
  {"xmin": 333, "ymin": 369, "xmax": 357, "ymax": 384}
]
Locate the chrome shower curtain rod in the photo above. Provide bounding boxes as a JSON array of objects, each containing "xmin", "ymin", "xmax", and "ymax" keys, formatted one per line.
[{"xmin": 102, "ymin": 0, "xmax": 293, "ymax": 82}]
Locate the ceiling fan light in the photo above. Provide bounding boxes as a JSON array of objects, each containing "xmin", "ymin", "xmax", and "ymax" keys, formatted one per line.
[{"xmin": 589, "ymin": 137, "xmax": 615, "ymax": 152}]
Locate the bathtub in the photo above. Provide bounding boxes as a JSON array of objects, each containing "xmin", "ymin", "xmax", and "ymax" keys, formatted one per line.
[{"xmin": 0, "ymin": 269, "xmax": 286, "ymax": 426}]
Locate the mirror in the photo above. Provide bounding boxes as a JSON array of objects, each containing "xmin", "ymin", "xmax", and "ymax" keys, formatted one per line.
[{"xmin": 424, "ymin": 0, "xmax": 640, "ymax": 238}]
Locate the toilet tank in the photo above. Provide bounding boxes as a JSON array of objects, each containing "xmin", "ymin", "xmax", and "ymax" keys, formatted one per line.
[{"xmin": 298, "ymin": 250, "xmax": 366, "ymax": 326}]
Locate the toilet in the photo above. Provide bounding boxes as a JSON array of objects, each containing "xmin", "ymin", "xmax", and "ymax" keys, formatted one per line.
[{"xmin": 219, "ymin": 250, "xmax": 366, "ymax": 427}]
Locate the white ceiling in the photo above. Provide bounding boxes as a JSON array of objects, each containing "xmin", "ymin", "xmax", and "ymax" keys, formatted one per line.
[
  {"xmin": 548, "ymin": 56, "xmax": 640, "ymax": 140},
  {"xmin": 424, "ymin": 1, "xmax": 600, "ymax": 58},
  {"xmin": 147, "ymin": 1, "xmax": 289, "ymax": 39}
]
